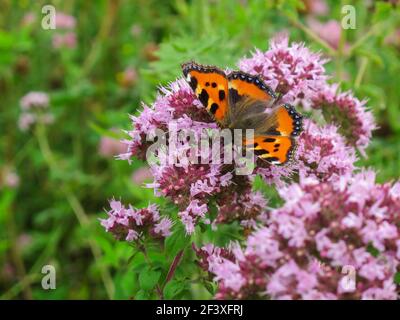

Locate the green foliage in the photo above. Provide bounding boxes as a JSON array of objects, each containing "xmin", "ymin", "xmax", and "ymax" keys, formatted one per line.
[{"xmin": 165, "ymin": 225, "xmax": 191, "ymax": 258}]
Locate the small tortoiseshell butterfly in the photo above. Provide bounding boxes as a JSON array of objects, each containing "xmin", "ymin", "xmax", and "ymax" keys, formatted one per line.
[{"xmin": 182, "ymin": 61, "xmax": 303, "ymax": 165}]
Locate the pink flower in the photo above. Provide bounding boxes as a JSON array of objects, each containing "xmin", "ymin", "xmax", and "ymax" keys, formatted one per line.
[
  {"xmin": 55, "ymin": 12, "xmax": 76, "ymax": 29},
  {"xmin": 153, "ymin": 217, "xmax": 173, "ymax": 237},
  {"xmin": 20, "ymin": 92, "xmax": 49, "ymax": 110},
  {"xmin": 98, "ymin": 136, "xmax": 126, "ymax": 158},
  {"xmin": 1, "ymin": 167, "xmax": 20, "ymax": 189},
  {"xmin": 304, "ymin": 0, "xmax": 329, "ymax": 16},
  {"xmin": 307, "ymin": 18, "xmax": 343, "ymax": 50},
  {"xmin": 18, "ymin": 113, "xmax": 36, "ymax": 131},
  {"xmin": 131, "ymin": 167, "xmax": 153, "ymax": 185},
  {"xmin": 297, "ymin": 119, "xmax": 357, "ymax": 181},
  {"xmin": 19, "ymin": 92, "xmax": 53, "ymax": 131},
  {"xmin": 21, "ymin": 12, "xmax": 36, "ymax": 26},
  {"xmin": 100, "ymin": 200, "xmax": 172, "ymax": 242},
  {"xmin": 238, "ymin": 34, "xmax": 329, "ymax": 108},
  {"xmin": 117, "ymin": 67, "xmax": 138, "ymax": 88},
  {"xmin": 52, "ymin": 32, "xmax": 77, "ymax": 49},
  {"xmin": 203, "ymin": 171, "xmax": 400, "ymax": 300},
  {"xmin": 311, "ymin": 84, "xmax": 376, "ymax": 155}
]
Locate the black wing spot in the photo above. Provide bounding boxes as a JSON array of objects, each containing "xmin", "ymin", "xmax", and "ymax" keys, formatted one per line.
[
  {"xmin": 205, "ymin": 82, "xmax": 210, "ymax": 87},
  {"xmin": 211, "ymin": 82, "xmax": 217, "ymax": 88},
  {"xmin": 198, "ymin": 89, "xmax": 209, "ymax": 107},
  {"xmin": 274, "ymin": 144, "xmax": 280, "ymax": 148},
  {"xmin": 264, "ymin": 138, "xmax": 276, "ymax": 143},
  {"xmin": 219, "ymin": 90, "xmax": 226, "ymax": 101},
  {"xmin": 273, "ymin": 148, "xmax": 278, "ymax": 152},
  {"xmin": 210, "ymin": 103, "xmax": 219, "ymax": 114},
  {"xmin": 254, "ymin": 149, "xmax": 266, "ymax": 156},
  {"xmin": 189, "ymin": 76, "xmax": 198, "ymax": 91}
]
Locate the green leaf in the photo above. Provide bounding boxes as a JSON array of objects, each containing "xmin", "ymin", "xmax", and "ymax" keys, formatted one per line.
[
  {"xmin": 394, "ymin": 272, "xmax": 400, "ymax": 285},
  {"xmin": 135, "ymin": 290, "xmax": 150, "ymax": 300},
  {"xmin": 367, "ymin": 243, "xmax": 380, "ymax": 257},
  {"xmin": 165, "ymin": 225, "xmax": 190, "ymax": 257},
  {"xmin": 203, "ymin": 281, "xmax": 216, "ymax": 296},
  {"xmin": 139, "ymin": 268, "xmax": 161, "ymax": 291},
  {"xmin": 163, "ymin": 280, "xmax": 186, "ymax": 299},
  {"xmin": 113, "ymin": 271, "xmax": 135, "ymax": 299}
]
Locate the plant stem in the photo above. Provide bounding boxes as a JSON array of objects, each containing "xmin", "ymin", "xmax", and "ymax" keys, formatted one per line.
[
  {"xmin": 163, "ymin": 249, "xmax": 184, "ymax": 288},
  {"xmin": 355, "ymin": 57, "xmax": 368, "ymax": 89},
  {"xmin": 336, "ymin": 6, "xmax": 347, "ymax": 82},
  {"xmin": 35, "ymin": 124, "xmax": 114, "ymax": 299}
]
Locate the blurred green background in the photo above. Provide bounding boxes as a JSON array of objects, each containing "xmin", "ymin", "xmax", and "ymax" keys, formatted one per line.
[{"xmin": 0, "ymin": 0, "xmax": 399, "ymax": 299}]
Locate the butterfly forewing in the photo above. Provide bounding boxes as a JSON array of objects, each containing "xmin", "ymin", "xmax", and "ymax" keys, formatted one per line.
[
  {"xmin": 227, "ymin": 71, "xmax": 276, "ymax": 106},
  {"xmin": 182, "ymin": 61, "xmax": 229, "ymax": 124}
]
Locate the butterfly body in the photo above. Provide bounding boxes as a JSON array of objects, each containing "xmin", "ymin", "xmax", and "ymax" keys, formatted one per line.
[{"xmin": 182, "ymin": 61, "xmax": 303, "ymax": 165}]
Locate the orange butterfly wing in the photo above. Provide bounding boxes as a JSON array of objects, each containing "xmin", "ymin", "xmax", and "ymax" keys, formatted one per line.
[
  {"xmin": 244, "ymin": 104, "xmax": 302, "ymax": 165},
  {"xmin": 182, "ymin": 61, "xmax": 228, "ymax": 123},
  {"xmin": 227, "ymin": 71, "xmax": 276, "ymax": 105},
  {"xmin": 244, "ymin": 135, "xmax": 295, "ymax": 165}
]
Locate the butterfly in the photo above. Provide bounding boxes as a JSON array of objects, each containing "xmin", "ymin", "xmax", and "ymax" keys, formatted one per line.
[{"xmin": 182, "ymin": 61, "xmax": 303, "ymax": 165}]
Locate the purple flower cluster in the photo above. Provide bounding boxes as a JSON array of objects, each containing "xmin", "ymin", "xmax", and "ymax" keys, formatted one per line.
[
  {"xmin": 18, "ymin": 91, "xmax": 53, "ymax": 131},
  {"xmin": 100, "ymin": 199, "xmax": 172, "ymax": 242},
  {"xmin": 297, "ymin": 119, "xmax": 357, "ymax": 181},
  {"xmin": 311, "ymin": 84, "xmax": 376, "ymax": 155},
  {"xmin": 200, "ymin": 171, "xmax": 400, "ymax": 300}
]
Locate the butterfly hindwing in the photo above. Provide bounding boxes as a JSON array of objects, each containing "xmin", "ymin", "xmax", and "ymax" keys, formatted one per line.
[
  {"xmin": 182, "ymin": 61, "xmax": 229, "ymax": 124},
  {"xmin": 257, "ymin": 104, "xmax": 303, "ymax": 137},
  {"xmin": 242, "ymin": 104, "xmax": 302, "ymax": 164},
  {"xmin": 244, "ymin": 135, "xmax": 295, "ymax": 165}
]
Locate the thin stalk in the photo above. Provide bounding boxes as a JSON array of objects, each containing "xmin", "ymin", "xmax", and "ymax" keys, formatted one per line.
[
  {"xmin": 336, "ymin": 7, "xmax": 347, "ymax": 81},
  {"xmin": 163, "ymin": 249, "xmax": 184, "ymax": 289},
  {"xmin": 354, "ymin": 57, "xmax": 368, "ymax": 89}
]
